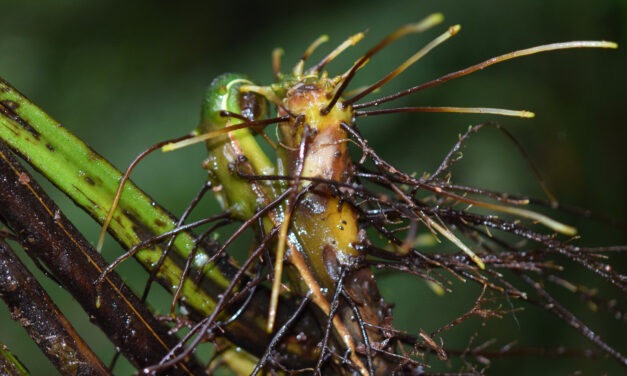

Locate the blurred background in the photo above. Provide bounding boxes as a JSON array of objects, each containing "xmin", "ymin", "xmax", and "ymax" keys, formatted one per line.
[{"xmin": 0, "ymin": 0, "xmax": 625, "ymax": 374}]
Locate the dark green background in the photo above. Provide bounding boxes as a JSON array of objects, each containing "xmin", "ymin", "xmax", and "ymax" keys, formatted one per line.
[{"xmin": 1, "ymin": 0, "xmax": 625, "ymax": 374}]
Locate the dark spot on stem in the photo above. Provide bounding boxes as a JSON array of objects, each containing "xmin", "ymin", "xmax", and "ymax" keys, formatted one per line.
[
  {"xmin": 84, "ymin": 176, "xmax": 95, "ymax": 186},
  {"xmin": 88, "ymin": 150, "xmax": 99, "ymax": 161},
  {"xmin": 1, "ymin": 100, "xmax": 19, "ymax": 111},
  {"xmin": 0, "ymin": 100, "xmax": 41, "ymax": 140},
  {"xmin": 238, "ymin": 91, "xmax": 264, "ymax": 121},
  {"xmin": 322, "ymin": 245, "xmax": 340, "ymax": 281},
  {"xmin": 46, "ymin": 144, "xmax": 54, "ymax": 151}
]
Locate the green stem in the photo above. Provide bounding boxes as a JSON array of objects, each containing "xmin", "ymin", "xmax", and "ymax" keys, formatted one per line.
[
  {"xmin": 0, "ymin": 342, "xmax": 30, "ymax": 376},
  {"xmin": 0, "ymin": 77, "xmax": 228, "ymax": 307}
]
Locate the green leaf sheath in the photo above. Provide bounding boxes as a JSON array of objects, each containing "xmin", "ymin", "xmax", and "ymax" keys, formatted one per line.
[
  {"xmin": 197, "ymin": 75, "xmax": 315, "ymax": 300},
  {"xmin": 198, "ymin": 73, "xmax": 280, "ymax": 220}
]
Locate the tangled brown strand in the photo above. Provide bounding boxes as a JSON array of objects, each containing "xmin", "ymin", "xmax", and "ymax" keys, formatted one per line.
[{"xmin": 125, "ymin": 116, "xmax": 626, "ymax": 375}]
